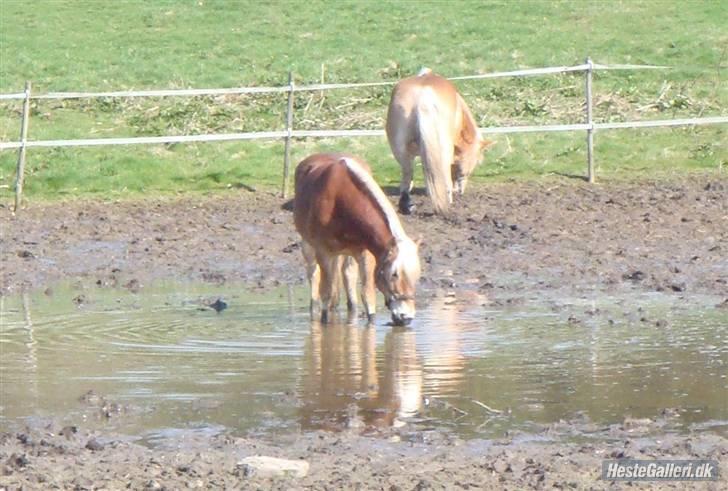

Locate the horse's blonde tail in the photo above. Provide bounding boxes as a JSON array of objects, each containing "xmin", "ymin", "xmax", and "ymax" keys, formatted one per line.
[{"xmin": 416, "ymin": 91, "xmax": 452, "ymax": 215}]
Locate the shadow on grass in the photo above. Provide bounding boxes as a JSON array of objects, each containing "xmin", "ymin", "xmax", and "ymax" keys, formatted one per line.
[
  {"xmin": 381, "ymin": 185, "xmax": 427, "ymax": 197},
  {"xmin": 231, "ymin": 182, "xmax": 257, "ymax": 192},
  {"xmin": 553, "ymin": 172, "xmax": 589, "ymax": 182}
]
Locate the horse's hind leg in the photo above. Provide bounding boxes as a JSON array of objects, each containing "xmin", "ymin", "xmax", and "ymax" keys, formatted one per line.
[
  {"xmin": 342, "ymin": 256, "xmax": 358, "ymax": 313},
  {"xmin": 301, "ymin": 241, "xmax": 320, "ymax": 316},
  {"xmin": 357, "ymin": 250, "xmax": 377, "ymax": 324},
  {"xmin": 389, "ymin": 134, "xmax": 417, "ymax": 214},
  {"xmin": 317, "ymin": 252, "xmax": 340, "ymax": 324},
  {"xmin": 396, "ymin": 154, "xmax": 417, "ymax": 214}
]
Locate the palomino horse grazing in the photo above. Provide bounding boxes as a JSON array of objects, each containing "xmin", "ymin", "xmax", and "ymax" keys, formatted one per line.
[
  {"xmin": 386, "ymin": 68, "xmax": 493, "ymax": 215},
  {"xmin": 294, "ymin": 153, "xmax": 421, "ymax": 325}
]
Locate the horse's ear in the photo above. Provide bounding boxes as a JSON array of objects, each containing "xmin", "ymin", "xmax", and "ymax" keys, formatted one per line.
[
  {"xmin": 460, "ymin": 128, "xmax": 475, "ymax": 145},
  {"xmin": 481, "ymin": 139, "xmax": 495, "ymax": 151}
]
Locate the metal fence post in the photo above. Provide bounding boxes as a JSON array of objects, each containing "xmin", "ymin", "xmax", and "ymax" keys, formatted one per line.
[
  {"xmin": 14, "ymin": 81, "xmax": 32, "ymax": 212},
  {"xmin": 585, "ymin": 57, "xmax": 595, "ymax": 183},
  {"xmin": 281, "ymin": 71, "xmax": 295, "ymax": 198}
]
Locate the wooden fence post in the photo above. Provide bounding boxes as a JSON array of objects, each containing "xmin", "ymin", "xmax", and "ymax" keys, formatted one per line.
[
  {"xmin": 281, "ymin": 71, "xmax": 295, "ymax": 198},
  {"xmin": 14, "ymin": 80, "xmax": 32, "ymax": 212},
  {"xmin": 585, "ymin": 57, "xmax": 595, "ymax": 183}
]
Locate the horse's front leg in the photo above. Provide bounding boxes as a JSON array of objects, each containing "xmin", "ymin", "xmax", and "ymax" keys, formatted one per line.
[
  {"xmin": 453, "ymin": 175, "xmax": 467, "ymax": 196},
  {"xmin": 451, "ymin": 164, "xmax": 466, "ymax": 195},
  {"xmin": 446, "ymin": 174, "xmax": 454, "ymax": 206},
  {"xmin": 357, "ymin": 251, "xmax": 377, "ymax": 324}
]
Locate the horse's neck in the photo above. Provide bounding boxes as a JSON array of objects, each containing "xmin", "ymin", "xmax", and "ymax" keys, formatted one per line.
[
  {"xmin": 362, "ymin": 217, "xmax": 395, "ymax": 260},
  {"xmin": 339, "ymin": 190, "xmax": 393, "ymax": 258},
  {"xmin": 340, "ymin": 156, "xmax": 402, "ymax": 256}
]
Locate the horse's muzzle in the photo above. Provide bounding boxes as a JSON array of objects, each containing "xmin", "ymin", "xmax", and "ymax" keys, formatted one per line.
[{"xmin": 391, "ymin": 312, "xmax": 413, "ymax": 326}]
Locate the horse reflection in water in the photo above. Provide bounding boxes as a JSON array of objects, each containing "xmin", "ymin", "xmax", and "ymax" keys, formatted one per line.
[
  {"xmin": 298, "ymin": 295, "xmax": 481, "ymax": 432},
  {"xmin": 299, "ymin": 322, "xmax": 422, "ymax": 431}
]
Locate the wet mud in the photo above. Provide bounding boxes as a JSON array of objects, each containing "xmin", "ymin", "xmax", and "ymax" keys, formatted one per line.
[
  {"xmin": 1, "ymin": 416, "xmax": 726, "ymax": 490},
  {"xmin": 2, "ymin": 176, "xmax": 726, "ymax": 299},
  {"xmin": 1, "ymin": 175, "xmax": 727, "ymax": 489}
]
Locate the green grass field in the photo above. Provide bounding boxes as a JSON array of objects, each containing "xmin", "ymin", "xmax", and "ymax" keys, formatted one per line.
[{"xmin": 0, "ymin": 0, "xmax": 726, "ymax": 202}]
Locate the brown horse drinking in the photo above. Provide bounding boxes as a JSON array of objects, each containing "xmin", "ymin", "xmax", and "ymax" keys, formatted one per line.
[
  {"xmin": 294, "ymin": 153, "xmax": 421, "ymax": 326},
  {"xmin": 386, "ymin": 68, "xmax": 493, "ymax": 215}
]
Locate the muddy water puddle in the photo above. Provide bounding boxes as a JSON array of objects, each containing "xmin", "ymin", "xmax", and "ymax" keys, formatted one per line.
[{"xmin": 1, "ymin": 282, "xmax": 726, "ymax": 446}]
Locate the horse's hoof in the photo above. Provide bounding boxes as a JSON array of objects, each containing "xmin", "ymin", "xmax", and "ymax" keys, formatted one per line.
[
  {"xmin": 366, "ymin": 313, "xmax": 376, "ymax": 325},
  {"xmin": 398, "ymin": 200, "xmax": 415, "ymax": 215},
  {"xmin": 398, "ymin": 194, "xmax": 414, "ymax": 214}
]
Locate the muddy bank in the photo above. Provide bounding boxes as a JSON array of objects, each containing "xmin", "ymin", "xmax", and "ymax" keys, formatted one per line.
[
  {"xmin": 1, "ymin": 175, "xmax": 726, "ymax": 300},
  {"xmin": 1, "ymin": 416, "xmax": 726, "ymax": 490},
  {"xmin": 1, "ymin": 175, "xmax": 727, "ymax": 489}
]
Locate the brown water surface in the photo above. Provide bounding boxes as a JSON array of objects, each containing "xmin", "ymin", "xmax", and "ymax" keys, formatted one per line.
[{"xmin": 1, "ymin": 282, "xmax": 725, "ymax": 446}]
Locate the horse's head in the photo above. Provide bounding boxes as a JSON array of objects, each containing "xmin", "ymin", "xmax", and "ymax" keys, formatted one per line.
[
  {"xmin": 453, "ymin": 138, "xmax": 495, "ymax": 194},
  {"xmin": 376, "ymin": 237, "xmax": 421, "ymax": 326}
]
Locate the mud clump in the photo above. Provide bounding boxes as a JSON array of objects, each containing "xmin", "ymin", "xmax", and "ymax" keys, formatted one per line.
[
  {"xmin": 623, "ymin": 270, "xmax": 646, "ymax": 281},
  {"xmin": 209, "ymin": 298, "xmax": 228, "ymax": 312}
]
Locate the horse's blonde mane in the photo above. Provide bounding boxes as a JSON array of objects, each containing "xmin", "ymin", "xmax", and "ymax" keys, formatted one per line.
[
  {"xmin": 342, "ymin": 157, "xmax": 409, "ymax": 243},
  {"xmin": 457, "ymin": 93, "xmax": 481, "ymax": 144},
  {"xmin": 343, "ymin": 157, "xmax": 421, "ymax": 281}
]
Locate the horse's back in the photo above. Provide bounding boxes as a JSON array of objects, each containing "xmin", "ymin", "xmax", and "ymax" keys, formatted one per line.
[
  {"xmin": 389, "ymin": 72, "xmax": 459, "ymax": 114},
  {"xmin": 294, "ymin": 154, "xmax": 343, "ymax": 234},
  {"xmin": 293, "ymin": 153, "xmax": 371, "ymax": 245},
  {"xmin": 386, "ymin": 71, "xmax": 460, "ymax": 151},
  {"xmin": 294, "ymin": 152, "xmax": 370, "ymax": 201}
]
